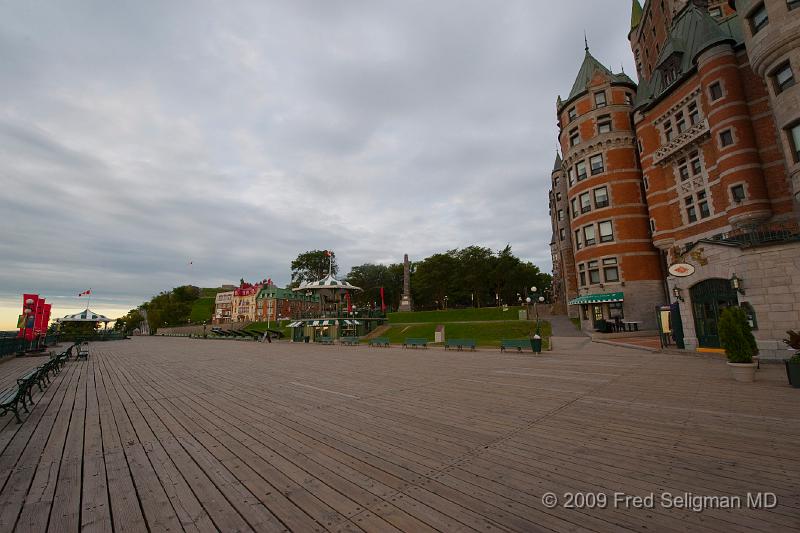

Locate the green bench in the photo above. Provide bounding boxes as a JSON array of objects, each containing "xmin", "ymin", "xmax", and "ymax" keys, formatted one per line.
[
  {"xmin": 340, "ymin": 337, "xmax": 360, "ymax": 346},
  {"xmin": 403, "ymin": 338, "xmax": 428, "ymax": 349},
  {"xmin": 1, "ymin": 367, "xmax": 42, "ymax": 423},
  {"xmin": 500, "ymin": 339, "xmax": 532, "ymax": 353},
  {"xmin": 445, "ymin": 339, "xmax": 476, "ymax": 351},
  {"xmin": 369, "ymin": 337, "xmax": 390, "ymax": 347},
  {"xmin": 315, "ymin": 336, "xmax": 334, "ymax": 345}
]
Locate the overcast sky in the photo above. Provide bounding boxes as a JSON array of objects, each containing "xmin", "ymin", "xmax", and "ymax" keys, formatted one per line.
[{"xmin": 0, "ymin": 0, "xmax": 636, "ymax": 326}]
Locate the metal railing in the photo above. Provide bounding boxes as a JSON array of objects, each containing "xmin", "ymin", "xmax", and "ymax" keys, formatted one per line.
[{"xmin": 712, "ymin": 220, "xmax": 800, "ymax": 247}]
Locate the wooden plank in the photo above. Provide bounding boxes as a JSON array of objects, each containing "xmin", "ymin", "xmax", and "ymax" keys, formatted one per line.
[
  {"xmin": 3, "ymin": 361, "xmax": 81, "ymax": 532},
  {"xmin": 92, "ymin": 351, "xmax": 149, "ymax": 533}
]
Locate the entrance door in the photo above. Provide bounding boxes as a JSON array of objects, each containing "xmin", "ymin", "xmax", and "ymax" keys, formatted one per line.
[{"xmin": 690, "ymin": 279, "xmax": 738, "ymax": 348}]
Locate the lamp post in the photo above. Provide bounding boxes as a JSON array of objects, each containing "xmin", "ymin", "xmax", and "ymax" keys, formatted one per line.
[{"xmin": 529, "ymin": 287, "xmax": 545, "ymax": 353}]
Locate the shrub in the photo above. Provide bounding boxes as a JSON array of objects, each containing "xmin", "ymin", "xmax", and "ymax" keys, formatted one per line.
[{"xmin": 718, "ymin": 307, "xmax": 757, "ymax": 364}]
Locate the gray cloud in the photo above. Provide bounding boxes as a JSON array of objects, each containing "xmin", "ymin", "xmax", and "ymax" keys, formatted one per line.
[{"xmin": 0, "ymin": 0, "xmax": 635, "ymax": 317}]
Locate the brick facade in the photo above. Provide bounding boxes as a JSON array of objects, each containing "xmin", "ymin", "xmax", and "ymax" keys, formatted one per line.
[{"xmin": 547, "ymin": 1, "xmax": 800, "ymax": 355}]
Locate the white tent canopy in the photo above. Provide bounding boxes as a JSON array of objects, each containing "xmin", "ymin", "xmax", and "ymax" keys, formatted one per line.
[
  {"xmin": 294, "ymin": 274, "xmax": 362, "ymax": 292},
  {"xmin": 56, "ymin": 308, "xmax": 112, "ymax": 323}
]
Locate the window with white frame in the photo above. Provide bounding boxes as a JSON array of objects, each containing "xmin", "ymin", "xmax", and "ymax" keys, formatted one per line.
[
  {"xmin": 594, "ymin": 186, "xmax": 609, "ymax": 208},
  {"xmin": 571, "ymin": 197, "xmax": 578, "ymax": 218},
  {"xmin": 598, "ymin": 220, "xmax": 614, "ymax": 243},
  {"xmin": 568, "ymin": 107, "xmax": 577, "ymax": 121},
  {"xmin": 568, "ymin": 167, "xmax": 575, "ymax": 186},
  {"xmin": 598, "ymin": 115, "xmax": 612, "ymax": 134},
  {"xmin": 583, "ymin": 225, "xmax": 596, "ymax": 246},
  {"xmin": 576, "ymin": 160, "xmax": 587, "ymax": 181},
  {"xmin": 603, "ymin": 257, "xmax": 619, "ymax": 282},
  {"xmin": 570, "ymin": 128, "xmax": 580, "ymax": 146},
  {"xmin": 579, "ymin": 192, "xmax": 591, "ymax": 213},
  {"xmin": 557, "ymin": 209, "xmax": 564, "ymax": 221},
  {"xmin": 594, "ymin": 91, "xmax": 607, "ymax": 108},
  {"xmin": 575, "ymin": 229, "xmax": 582, "ymax": 250},
  {"xmin": 588, "ymin": 260, "xmax": 601, "ymax": 284},
  {"xmin": 589, "ymin": 154, "xmax": 604, "ymax": 175}
]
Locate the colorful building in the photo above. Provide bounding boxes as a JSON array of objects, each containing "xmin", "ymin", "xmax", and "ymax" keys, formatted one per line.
[
  {"xmin": 548, "ymin": 0, "xmax": 800, "ymax": 358},
  {"xmin": 555, "ymin": 42, "xmax": 665, "ymax": 331},
  {"xmin": 212, "ymin": 291, "xmax": 233, "ymax": 324},
  {"xmin": 231, "ymin": 283, "xmax": 262, "ymax": 322},
  {"xmin": 256, "ymin": 284, "xmax": 319, "ymax": 321}
]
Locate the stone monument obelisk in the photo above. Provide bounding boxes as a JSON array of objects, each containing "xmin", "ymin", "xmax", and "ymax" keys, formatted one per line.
[{"xmin": 398, "ymin": 254, "xmax": 412, "ymax": 312}]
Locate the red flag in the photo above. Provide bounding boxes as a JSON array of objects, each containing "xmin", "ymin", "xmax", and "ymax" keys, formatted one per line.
[
  {"xmin": 380, "ymin": 287, "xmax": 386, "ymax": 312},
  {"xmin": 20, "ymin": 294, "xmax": 39, "ymax": 340},
  {"xmin": 78, "ymin": 289, "xmax": 91, "ymax": 296}
]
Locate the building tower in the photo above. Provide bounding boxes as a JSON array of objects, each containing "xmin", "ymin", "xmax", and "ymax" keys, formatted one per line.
[
  {"xmin": 628, "ymin": 0, "xmax": 800, "ymax": 356},
  {"xmin": 557, "ymin": 44, "xmax": 665, "ymax": 330},
  {"xmin": 548, "ymin": 153, "xmax": 579, "ymax": 316},
  {"xmin": 728, "ymin": 0, "xmax": 800, "ymax": 204}
]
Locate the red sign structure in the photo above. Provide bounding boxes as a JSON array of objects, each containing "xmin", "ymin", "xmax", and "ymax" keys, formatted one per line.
[{"xmin": 18, "ymin": 293, "xmax": 50, "ymax": 342}]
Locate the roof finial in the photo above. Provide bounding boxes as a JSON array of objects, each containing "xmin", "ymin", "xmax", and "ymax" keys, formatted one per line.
[{"xmin": 584, "ymin": 31, "xmax": 589, "ymax": 52}]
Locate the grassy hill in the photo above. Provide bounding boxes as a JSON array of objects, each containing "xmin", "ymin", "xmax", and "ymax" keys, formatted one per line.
[
  {"xmin": 388, "ymin": 306, "xmax": 525, "ymax": 324},
  {"xmin": 382, "ymin": 321, "xmax": 550, "ymax": 348},
  {"xmin": 189, "ymin": 297, "xmax": 215, "ymax": 323}
]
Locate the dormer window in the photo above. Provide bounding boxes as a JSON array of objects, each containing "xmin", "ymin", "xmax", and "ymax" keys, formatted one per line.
[{"xmin": 659, "ymin": 53, "xmax": 682, "ymax": 87}]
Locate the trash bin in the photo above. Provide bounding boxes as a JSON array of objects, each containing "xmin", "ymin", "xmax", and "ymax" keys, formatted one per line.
[
  {"xmin": 530, "ymin": 334, "xmax": 542, "ymax": 354},
  {"xmin": 304, "ymin": 336, "xmax": 310, "ymax": 343}
]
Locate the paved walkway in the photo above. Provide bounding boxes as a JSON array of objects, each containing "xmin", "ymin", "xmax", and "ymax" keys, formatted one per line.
[
  {"xmin": 0, "ymin": 338, "xmax": 797, "ymax": 532},
  {"xmin": 547, "ymin": 314, "xmax": 588, "ymax": 338}
]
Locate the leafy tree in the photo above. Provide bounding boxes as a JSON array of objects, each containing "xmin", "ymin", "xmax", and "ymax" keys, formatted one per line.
[
  {"xmin": 345, "ymin": 263, "xmax": 403, "ymax": 310},
  {"xmin": 114, "ymin": 309, "xmax": 144, "ymax": 334},
  {"xmin": 718, "ymin": 306, "xmax": 758, "ymax": 363},
  {"xmin": 291, "ymin": 250, "xmax": 337, "ymax": 286}
]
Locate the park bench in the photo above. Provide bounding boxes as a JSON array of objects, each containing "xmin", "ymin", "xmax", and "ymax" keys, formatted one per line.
[
  {"xmin": 315, "ymin": 336, "xmax": 334, "ymax": 345},
  {"xmin": 369, "ymin": 337, "xmax": 390, "ymax": 347},
  {"xmin": 1, "ymin": 367, "xmax": 42, "ymax": 423},
  {"xmin": 500, "ymin": 339, "xmax": 532, "ymax": 353},
  {"xmin": 403, "ymin": 338, "xmax": 428, "ymax": 349},
  {"xmin": 445, "ymin": 339, "xmax": 476, "ymax": 351},
  {"xmin": 340, "ymin": 337, "xmax": 360, "ymax": 346},
  {"xmin": 76, "ymin": 342, "xmax": 89, "ymax": 360}
]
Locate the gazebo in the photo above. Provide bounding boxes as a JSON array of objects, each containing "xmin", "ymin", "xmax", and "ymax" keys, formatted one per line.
[
  {"xmin": 56, "ymin": 308, "xmax": 113, "ymax": 331},
  {"xmin": 289, "ymin": 259, "xmax": 363, "ymax": 341}
]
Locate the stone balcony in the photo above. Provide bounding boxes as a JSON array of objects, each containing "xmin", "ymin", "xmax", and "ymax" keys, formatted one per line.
[{"xmin": 652, "ymin": 118, "xmax": 710, "ymax": 165}]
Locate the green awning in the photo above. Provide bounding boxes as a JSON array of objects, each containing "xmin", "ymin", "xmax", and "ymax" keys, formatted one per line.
[{"xmin": 568, "ymin": 292, "xmax": 624, "ymax": 305}]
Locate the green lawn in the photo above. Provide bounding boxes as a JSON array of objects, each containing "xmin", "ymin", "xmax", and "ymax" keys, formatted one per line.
[
  {"xmin": 382, "ymin": 320, "xmax": 551, "ymax": 349},
  {"xmin": 387, "ymin": 306, "xmax": 526, "ymax": 324},
  {"xmin": 189, "ymin": 298, "xmax": 215, "ymax": 323}
]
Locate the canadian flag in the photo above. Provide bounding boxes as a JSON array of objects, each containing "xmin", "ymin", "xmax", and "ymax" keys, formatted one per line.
[
  {"xmin": 78, "ymin": 289, "xmax": 92, "ymax": 297},
  {"xmin": 325, "ymin": 250, "xmax": 331, "ymax": 257}
]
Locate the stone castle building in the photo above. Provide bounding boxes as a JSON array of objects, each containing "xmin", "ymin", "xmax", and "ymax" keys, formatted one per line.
[{"xmin": 548, "ymin": 0, "xmax": 800, "ymax": 358}]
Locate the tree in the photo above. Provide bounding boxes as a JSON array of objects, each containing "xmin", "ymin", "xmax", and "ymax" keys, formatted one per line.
[
  {"xmin": 345, "ymin": 263, "xmax": 403, "ymax": 310},
  {"xmin": 114, "ymin": 309, "xmax": 144, "ymax": 334},
  {"xmin": 718, "ymin": 306, "xmax": 758, "ymax": 363},
  {"xmin": 291, "ymin": 250, "xmax": 337, "ymax": 286}
]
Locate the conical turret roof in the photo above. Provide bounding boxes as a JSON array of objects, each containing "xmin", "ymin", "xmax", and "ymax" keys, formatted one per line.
[
  {"xmin": 631, "ymin": 0, "xmax": 643, "ymax": 30},
  {"xmin": 566, "ymin": 49, "xmax": 636, "ymax": 102},
  {"xmin": 552, "ymin": 153, "xmax": 562, "ymax": 173}
]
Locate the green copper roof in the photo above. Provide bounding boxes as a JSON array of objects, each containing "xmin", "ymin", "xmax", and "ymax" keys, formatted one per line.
[
  {"xmin": 634, "ymin": 4, "xmax": 741, "ymax": 109},
  {"xmin": 631, "ymin": 0, "xmax": 643, "ymax": 30},
  {"xmin": 566, "ymin": 50, "xmax": 635, "ymax": 102}
]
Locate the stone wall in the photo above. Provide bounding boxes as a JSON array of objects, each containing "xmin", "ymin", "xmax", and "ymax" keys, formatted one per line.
[{"xmin": 669, "ymin": 240, "xmax": 800, "ymax": 359}]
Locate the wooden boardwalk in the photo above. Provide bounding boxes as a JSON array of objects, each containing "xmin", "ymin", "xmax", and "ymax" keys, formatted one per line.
[{"xmin": 0, "ymin": 337, "xmax": 798, "ymax": 532}]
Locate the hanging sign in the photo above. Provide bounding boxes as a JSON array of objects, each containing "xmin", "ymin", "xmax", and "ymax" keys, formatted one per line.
[{"xmin": 668, "ymin": 263, "xmax": 695, "ymax": 277}]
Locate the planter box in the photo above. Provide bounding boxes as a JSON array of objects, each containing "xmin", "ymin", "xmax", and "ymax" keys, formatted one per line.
[
  {"xmin": 785, "ymin": 361, "xmax": 800, "ymax": 389},
  {"xmin": 727, "ymin": 362, "xmax": 756, "ymax": 382}
]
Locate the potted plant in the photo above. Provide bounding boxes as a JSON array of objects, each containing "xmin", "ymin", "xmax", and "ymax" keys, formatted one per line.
[
  {"xmin": 784, "ymin": 330, "xmax": 800, "ymax": 388},
  {"xmin": 718, "ymin": 307, "xmax": 758, "ymax": 382}
]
